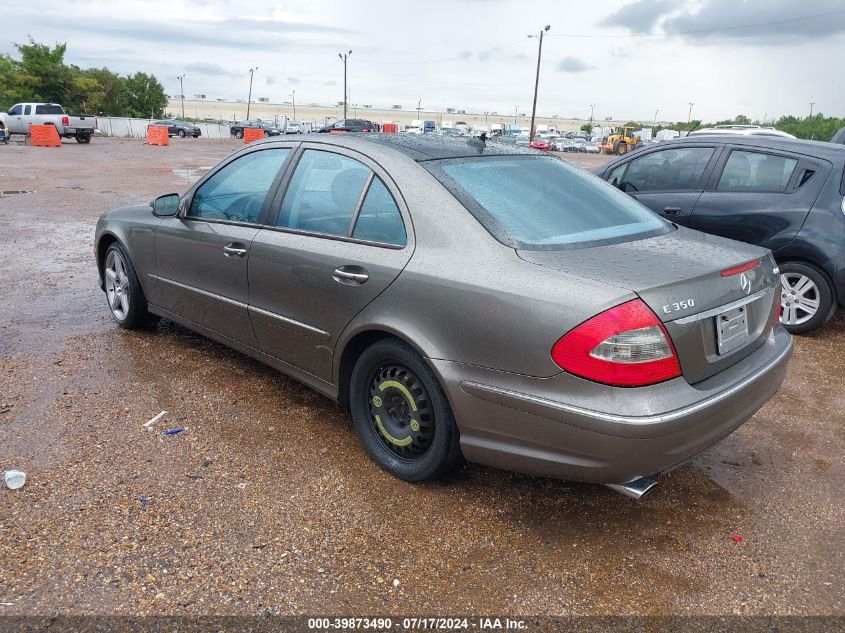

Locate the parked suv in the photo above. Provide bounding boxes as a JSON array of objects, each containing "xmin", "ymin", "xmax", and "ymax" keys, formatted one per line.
[
  {"xmin": 596, "ymin": 135, "xmax": 845, "ymax": 333},
  {"xmin": 229, "ymin": 120, "xmax": 281, "ymax": 139},
  {"xmin": 317, "ymin": 119, "xmax": 376, "ymax": 133}
]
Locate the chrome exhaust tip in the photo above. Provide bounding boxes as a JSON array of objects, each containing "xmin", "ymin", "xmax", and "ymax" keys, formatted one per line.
[{"xmin": 605, "ymin": 476, "xmax": 658, "ymax": 500}]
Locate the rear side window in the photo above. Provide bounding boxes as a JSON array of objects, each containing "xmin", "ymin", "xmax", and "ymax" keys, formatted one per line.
[
  {"xmin": 277, "ymin": 150, "xmax": 370, "ymax": 237},
  {"xmin": 431, "ymin": 156, "xmax": 671, "ymax": 250},
  {"xmin": 24, "ymin": 105, "xmax": 31, "ymax": 115},
  {"xmin": 617, "ymin": 147, "xmax": 715, "ymax": 192},
  {"xmin": 35, "ymin": 105, "xmax": 64, "ymax": 115},
  {"xmin": 352, "ymin": 177, "xmax": 406, "ymax": 245},
  {"xmin": 189, "ymin": 148, "xmax": 290, "ymax": 223},
  {"xmin": 716, "ymin": 150, "xmax": 798, "ymax": 193}
]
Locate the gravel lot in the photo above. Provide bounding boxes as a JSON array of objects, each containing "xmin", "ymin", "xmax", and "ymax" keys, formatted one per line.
[{"xmin": 0, "ymin": 137, "xmax": 843, "ymax": 616}]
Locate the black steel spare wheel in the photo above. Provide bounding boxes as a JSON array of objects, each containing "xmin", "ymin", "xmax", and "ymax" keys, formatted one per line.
[{"xmin": 368, "ymin": 364, "xmax": 434, "ymax": 459}]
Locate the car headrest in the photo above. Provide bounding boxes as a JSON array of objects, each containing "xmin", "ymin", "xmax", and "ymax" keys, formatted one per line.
[{"xmin": 331, "ymin": 169, "xmax": 368, "ymax": 211}]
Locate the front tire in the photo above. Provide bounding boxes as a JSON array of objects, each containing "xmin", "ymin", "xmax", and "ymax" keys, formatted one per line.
[
  {"xmin": 234, "ymin": 130, "xmax": 244, "ymax": 139},
  {"xmin": 103, "ymin": 242, "xmax": 158, "ymax": 329},
  {"xmin": 349, "ymin": 339, "xmax": 462, "ymax": 482},
  {"xmin": 177, "ymin": 129, "xmax": 186, "ymax": 138},
  {"xmin": 779, "ymin": 261, "xmax": 836, "ymax": 334}
]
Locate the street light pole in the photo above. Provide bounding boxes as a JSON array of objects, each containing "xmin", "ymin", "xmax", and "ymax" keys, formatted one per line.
[
  {"xmin": 417, "ymin": 99, "xmax": 422, "ymax": 121},
  {"xmin": 338, "ymin": 51, "xmax": 351, "ymax": 119},
  {"xmin": 809, "ymin": 102, "xmax": 815, "ymax": 118},
  {"xmin": 246, "ymin": 67, "xmax": 258, "ymax": 119},
  {"xmin": 653, "ymin": 108, "xmax": 659, "ymax": 128},
  {"xmin": 589, "ymin": 103, "xmax": 595, "ymax": 130},
  {"xmin": 514, "ymin": 105, "xmax": 518, "ymax": 124},
  {"xmin": 177, "ymin": 74, "xmax": 185, "ymax": 119},
  {"xmin": 290, "ymin": 90, "xmax": 296, "ymax": 120},
  {"xmin": 688, "ymin": 101, "xmax": 694, "ymax": 124},
  {"xmin": 528, "ymin": 25, "xmax": 551, "ymax": 139}
]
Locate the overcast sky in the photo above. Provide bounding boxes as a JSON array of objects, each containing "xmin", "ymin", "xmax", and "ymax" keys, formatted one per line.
[{"xmin": 3, "ymin": 0, "xmax": 844, "ymax": 122}]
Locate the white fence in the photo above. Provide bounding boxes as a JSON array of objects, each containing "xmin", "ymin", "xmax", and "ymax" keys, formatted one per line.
[{"xmin": 96, "ymin": 117, "xmax": 232, "ymax": 139}]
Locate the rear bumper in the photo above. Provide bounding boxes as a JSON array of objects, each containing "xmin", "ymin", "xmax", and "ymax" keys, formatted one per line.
[{"xmin": 431, "ymin": 327, "xmax": 793, "ymax": 485}]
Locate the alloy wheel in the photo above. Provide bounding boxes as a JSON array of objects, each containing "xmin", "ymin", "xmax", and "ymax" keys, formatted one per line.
[
  {"xmin": 781, "ymin": 272, "xmax": 820, "ymax": 326},
  {"xmin": 104, "ymin": 249, "xmax": 130, "ymax": 321},
  {"xmin": 367, "ymin": 364, "xmax": 435, "ymax": 460}
]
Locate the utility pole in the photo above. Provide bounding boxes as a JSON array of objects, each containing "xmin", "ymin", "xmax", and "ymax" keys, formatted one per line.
[
  {"xmin": 514, "ymin": 105, "xmax": 518, "ymax": 124},
  {"xmin": 290, "ymin": 90, "xmax": 296, "ymax": 120},
  {"xmin": 809, "ymin": 102, "xmax": 815, "ymax": 118},
  {"xmin": 177, "ymin": 74, "xmax": 185, "ymax": 119},
  {"xmin": 652, "ymin": 108, "xmax": 659, "ymax": 128},
  {"xmin": 246, "ymin": 67, "xmax": 258, "ymax": 120},
  {"xmin": 417, "ymin": 99, "xmax": 422, "ymax": 121},
  {"xmin": 528, "ymin": 25, "xmax": 551, "ymax": 139},
  {"xmin": 688, "ymin": 101, "xmax": 694, "ymax": 124},
  {"xmin": 338, "ymin": 51, "xmax": 351, "ymax": 119},
  {"xmin": 589, "ymin": 104, "xmax": 595, "ymax": 130}
]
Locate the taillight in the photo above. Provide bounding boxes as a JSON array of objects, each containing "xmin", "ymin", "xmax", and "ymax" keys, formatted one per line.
[
  {"xmin": 551, "ymin": 299, "xmax": 681, "ymax": 387},
  {"xmin": 61, "ymin": 116, "xmax": 69, "ymax": 126},
  {"xmin": 721, "ymin": 259, "xmax": 759, "ymax": 277}
]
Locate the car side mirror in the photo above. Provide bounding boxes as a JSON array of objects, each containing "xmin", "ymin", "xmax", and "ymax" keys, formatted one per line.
[{"xmin": 151, "ymin": 193, "xmax": 180, "ymax": 217}]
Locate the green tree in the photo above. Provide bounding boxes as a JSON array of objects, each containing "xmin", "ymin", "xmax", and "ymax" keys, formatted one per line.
[
  {"xmin": 124, "ymin": 72, "xmax": 167, "ymax": 118},
  {"xmin": 580, "ymin": 123, "xmax": 592, "ymax": 132},
  {"xmin": 14, "ymin": 38, "xmax": 73, "ymax": 104},
  {"xmin": 76, "ymin": 67, "xmax": 127, "ymax": 115}
]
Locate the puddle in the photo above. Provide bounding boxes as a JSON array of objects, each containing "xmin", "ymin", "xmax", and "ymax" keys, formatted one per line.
[{"xmin": 0, "ymin": 190, "xmax": 35, "ymax": 196}]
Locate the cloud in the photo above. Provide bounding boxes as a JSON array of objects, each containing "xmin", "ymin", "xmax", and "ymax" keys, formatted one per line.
[
  {"xmin": 600, "ymin": 0, "xmax": 678, "ymax": 34},
  {"xmin": 662, "ymin": 0, "xmax": 845, "ymax": 43},
  {"xmin": 556, "ymin": 56, "xmax": 593, "ymax": 73},
  {"xmin": 183, "ymin": 62, "xmax": 236, "ymax": 77},
  {"xmin": 287, "ymin": 77, "xmax": 301, "ymax": 85}
]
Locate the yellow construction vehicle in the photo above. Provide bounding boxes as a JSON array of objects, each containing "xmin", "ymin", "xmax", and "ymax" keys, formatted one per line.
[{"xmin": 600, "ymin": 126, "xmax": 641, "ymax": 155}]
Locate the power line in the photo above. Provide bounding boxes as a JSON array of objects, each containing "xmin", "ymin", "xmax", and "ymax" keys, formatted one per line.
[
  {"xmin": 546, "ymin": 8, "xmax": 845, "ymax": 38},
  {"xmin": 355, "ymin": 39, "xmax": 527, "ymax": 65}
]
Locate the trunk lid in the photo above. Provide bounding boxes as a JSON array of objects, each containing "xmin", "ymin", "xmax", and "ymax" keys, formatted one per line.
[{"xmin": 518, "ymin": 227, "xmax": 781, "ymax": 383}]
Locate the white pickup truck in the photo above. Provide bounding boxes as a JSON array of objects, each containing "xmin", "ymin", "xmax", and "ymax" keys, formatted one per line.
[{"xmin": 1, "ymin": 103, "xmax": 97, "ymax": 143}]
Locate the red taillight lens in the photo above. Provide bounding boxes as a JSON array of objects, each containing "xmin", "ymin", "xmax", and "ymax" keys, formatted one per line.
[
  {"xmin": 721, "ymin": 259, "xmax": 759, "ymax": 277},
  {"xmin": 551, "ymin": 299, "xmax": 682, "ymax": 387},
  {"xmin": 61, "ymin": 116, "xmax": 69, "ymax": 126}
]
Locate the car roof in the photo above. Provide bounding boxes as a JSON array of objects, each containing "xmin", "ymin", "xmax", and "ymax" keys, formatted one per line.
[
  {"xmin": 633, "ymin": 134, "xmax": 845, "ymax": 161},
  {"xmin": 263, "ymin": 133, "xmax": 541, "ymax": 161}
]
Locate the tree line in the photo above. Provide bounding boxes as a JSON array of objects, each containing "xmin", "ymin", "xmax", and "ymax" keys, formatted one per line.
[
  {"xmin": 0, "ymin": 39, "xmax": 168, "ymax": 118},
  {"xmin": 585, "ymin": 112, "xmax": 844, "ymax": 142}
]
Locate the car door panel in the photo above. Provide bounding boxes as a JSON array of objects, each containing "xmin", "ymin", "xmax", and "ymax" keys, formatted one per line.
[
  {"xmin": 155, "ymin": 221, "xmax": 260, "ymax": 345},
  {"xmin": 248, "ymin": 146, "xmax": 413, "ymax": 381},
  {"xmin": 152, "ymin": 146, "xmax": 294, "ymax": 347},
  {"xmin": 689, "ymin": 146, "xmax": 828, "ymax": 251},
  {"xmin": 249, "ymin": 233, "xmax": 411, "ymax": 379}
]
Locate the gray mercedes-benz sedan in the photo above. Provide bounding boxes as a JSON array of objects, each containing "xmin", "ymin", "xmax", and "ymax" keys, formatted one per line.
[{"xmin": 94, "ymin": 135, "xmax": 793, "ymax": 497}]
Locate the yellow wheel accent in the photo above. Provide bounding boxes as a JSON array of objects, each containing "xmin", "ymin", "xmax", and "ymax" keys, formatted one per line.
[
  {"xmin": 410, "ymin": 419, "xmax": 420, "ymax": 432},
  {"xmin": 378, "ymin": 380, "xmax": 418, "ymax": 412},
  {"xmin": 372, "ymin": 396, "xmax": 383, "ymax": 407},
  {"xmin": 374, "ymin": 415, "xmax": 413, "ymax": 446}
]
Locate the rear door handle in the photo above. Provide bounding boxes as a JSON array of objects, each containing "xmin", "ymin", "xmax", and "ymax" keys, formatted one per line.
[
  {"xmin": 333, "ymin": 266, "xmax": 369, "ymax": 285},
  {"xmin": 663, "ymin": 207, "xmax": 681, "ymax": 215},
  {"xmin": 223, "ymin": 243, "xmax": 247, "ymax": 258}
]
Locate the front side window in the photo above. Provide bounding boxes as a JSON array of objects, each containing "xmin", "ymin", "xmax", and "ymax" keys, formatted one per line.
[
  {"xmin": 189, "ymin": 148, "xmax": 290, "ymax": 223},
  {"xmin": 352, "ymin": 177, "xmax": 406, "ymax": 246},
  {"xmin": 8, "ymin": 105, "xmax": 22, "ymax": 115},
  {"xmin": 716, "ymin": 150, "xmax": 798, "ymax": 193},
  {"xmin": 618, "ymin": 147, "xmax": 715, "ymax": 193},
  {"xmin": 430, "ymin": 156, "xmax": 671, "ymax": 249},
  {"xmin": 277, "ymin": 150, "xmax": 370, "ymax": 236}
]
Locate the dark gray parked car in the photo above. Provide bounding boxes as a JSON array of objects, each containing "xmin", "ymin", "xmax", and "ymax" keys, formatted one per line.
[
  {"xmin": 94, "ymin": 135, "xmax": 792, "ymax": 497},
  {"xmin": 596, "ymin": 135, "xmax": 845, "ymax": 333}
]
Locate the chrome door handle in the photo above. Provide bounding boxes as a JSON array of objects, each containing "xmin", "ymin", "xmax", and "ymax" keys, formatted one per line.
[
  {"xmin": 223, "ymin": 243, "xmax": 247, "ymax": 258},
  {"xmin": 332, "ymin": 267, "xmax": 369, "ymax": 285},
  {"xmin": 663, "ymin": 207, "xmax": 681, "ymax": 216}
]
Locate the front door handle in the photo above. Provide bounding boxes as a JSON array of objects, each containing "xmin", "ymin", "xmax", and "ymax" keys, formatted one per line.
[
  {"xmin": 333, "ymin": 266, "xmax": 369, "ymax": 285},
  {"xmin": 223, "ymin": 243, "xmax": 247, "ymax": 258},
  {"xmin": 663, "ymin": 207, "xmax": 681, "ymax": 216}
]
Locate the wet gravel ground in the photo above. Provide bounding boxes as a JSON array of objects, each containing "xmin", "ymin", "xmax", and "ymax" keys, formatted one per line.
[{"xmin": 0, "ymin": 137, "xmax": 843, "ymax": 616}]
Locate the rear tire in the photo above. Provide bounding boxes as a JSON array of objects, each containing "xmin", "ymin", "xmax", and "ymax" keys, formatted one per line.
[
  {"xmin": 75, "ymin": 133, "xmax": 91, "ymax": 144},
  {"xmin": 779, "ymin": 261, "xmax": 836, "ymax": 334},
  {"xmin": 349, "ymin": 339, "xmax": 462, "ymax": 482},
  {"xmin": 234, "ymin": 130, "xmax": 244, "ymax": 139},
  {"xmin": 103, "ymin": 242, "xmax": 159, "ymax": 329}
]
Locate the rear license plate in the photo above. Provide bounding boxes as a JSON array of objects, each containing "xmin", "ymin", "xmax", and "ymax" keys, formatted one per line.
[{"xmin": 716, "ymin": 306, "xmax": 749, "ymax": 355}]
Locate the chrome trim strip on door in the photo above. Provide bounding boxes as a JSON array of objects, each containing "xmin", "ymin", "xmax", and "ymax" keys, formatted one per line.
[
  {"xmin": 150, "ymin": 274, "xmax": 332, "ymax": 341},
  {"xmin": 150, "ymin": 274, "xmax": 248, "ymax": 309},
  {"xmin": 247, "ymin": 305, "xmax": 331, "ymax": 341},
  {"xmin": 674, "ymin": 284, "xmax": 776, "ymax": 325}
]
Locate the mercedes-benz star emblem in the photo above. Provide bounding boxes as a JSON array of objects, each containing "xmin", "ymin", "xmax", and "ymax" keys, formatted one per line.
[{"xmin": 740, "ymin": 272, "xmax": 752, "ymax": 295}]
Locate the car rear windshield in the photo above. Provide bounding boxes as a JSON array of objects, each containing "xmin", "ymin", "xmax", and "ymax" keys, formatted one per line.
[
  {"xmin": 35, "ymin": 104, "xmax": 64, "ymax": 115},
  {"xmin": 426, "ymin": 155, "xmax": 672, "ymax": 250}
]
